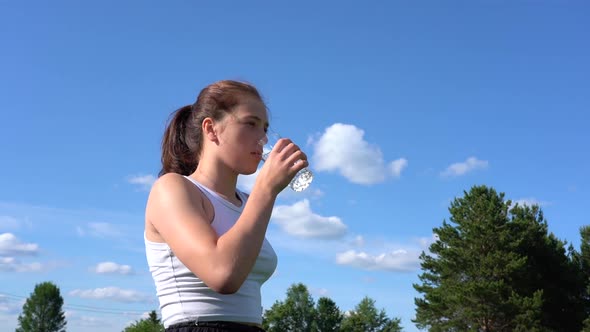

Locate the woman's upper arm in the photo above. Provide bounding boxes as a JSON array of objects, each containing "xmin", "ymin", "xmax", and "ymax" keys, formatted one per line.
[{"xmin": 146, "ymin": 174, "xmax": 222, "ymax": 287}]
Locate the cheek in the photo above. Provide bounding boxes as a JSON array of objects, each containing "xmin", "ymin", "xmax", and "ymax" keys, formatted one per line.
[
  {"xmin": 224, "ymin": 132, "xmax": 252, "ymax": 156},
  {"xmin": 235, "ymin": 130, "xmax": 256, "ymax": 143}
]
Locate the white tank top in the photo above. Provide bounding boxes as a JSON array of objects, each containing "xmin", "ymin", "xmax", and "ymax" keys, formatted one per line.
[{"xmin": 144, "ymin": 176, "xmax": 278, "ymax": 327}]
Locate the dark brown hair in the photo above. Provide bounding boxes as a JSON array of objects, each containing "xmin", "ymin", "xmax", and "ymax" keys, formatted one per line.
[{"xmin": 159, "ymin": 80, "xmax": 264, "ymax": 177}]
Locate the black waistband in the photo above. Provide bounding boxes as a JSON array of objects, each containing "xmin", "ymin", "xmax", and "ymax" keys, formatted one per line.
[{"xmin": 167, "ymin": 320, "xmax": 265, "ymax": 332}]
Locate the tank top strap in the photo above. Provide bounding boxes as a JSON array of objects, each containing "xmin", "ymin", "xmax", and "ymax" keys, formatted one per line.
[{"xmin": 183, "ymin": 176, "xmax": 245, "ymax": 212}]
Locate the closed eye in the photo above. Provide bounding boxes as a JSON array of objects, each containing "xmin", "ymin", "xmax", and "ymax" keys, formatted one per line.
[
  {"xmin": 245, "ymin": 121, "xmax": 268, "ymax": 133},
  {"xmin": 234, "ymin": 115, "xmax": 269, "ymax": 132}
]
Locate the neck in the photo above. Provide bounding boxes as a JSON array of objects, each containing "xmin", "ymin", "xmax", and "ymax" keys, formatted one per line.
[{"xmin": 191, "ymin": 159, "xmax": 239, "ymax": 203}]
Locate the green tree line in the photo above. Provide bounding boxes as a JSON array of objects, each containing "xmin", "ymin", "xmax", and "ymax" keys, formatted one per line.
[{"xmin": 262, "ymin": 283, "xmax": 402, "ymax": 332}]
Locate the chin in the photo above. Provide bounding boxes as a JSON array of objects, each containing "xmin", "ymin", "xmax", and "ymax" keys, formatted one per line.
[{"xmin": 240, "ymin": 167, "xmax": 258, "ymax": 175}]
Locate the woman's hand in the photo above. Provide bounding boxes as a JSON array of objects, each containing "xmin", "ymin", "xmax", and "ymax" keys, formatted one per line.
[{"xmin": 255, "ymin": 138, "xmax": 309, "ymax": 195}]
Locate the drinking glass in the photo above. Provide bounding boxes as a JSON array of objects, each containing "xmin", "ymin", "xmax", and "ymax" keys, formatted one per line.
[{"xmin": 259, "ymin": 132, "xmax": 313, "ymax": 192}]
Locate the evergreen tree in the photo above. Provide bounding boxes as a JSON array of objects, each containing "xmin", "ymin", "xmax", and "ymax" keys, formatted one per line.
[
  {"xmin": 413, "ymin": 185, "xmax": 586, "ymax": 331},
  {"xmin": 580, "ymin": 226, "xmax": 590, "ymax": 331},
  {"xmin": 509, "ymin": 205, "xmax": 586, "ymax": 331},
  {"xmin": 381, "ymin": 318, "xmax": 403, "ymax": 332},
  {"xmin": 16, "ymin": 281, "xmax": 66, "ymax": 332},
  {"xmin": 414, "ymin": 186, "xmax": 528, "ymax": 330},
  {"xmin": 314, "ymin": 297, "xmax": 343, "ymax": 332},
  {"xmin": 341, "ymin": 297, "xmax": 402, "ymax": 332},
  {"xmin": 122, "ymin": 310, "xmax": 164, "ymax": 332},
  {"xmin": 263, "ymin": 283, "xmax": 316, "ymax": 332}
]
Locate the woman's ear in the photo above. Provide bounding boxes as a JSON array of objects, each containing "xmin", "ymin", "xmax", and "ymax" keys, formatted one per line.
[{"xmin": 202, "ymin": 117, "xmax": 218, "ymax": 142}]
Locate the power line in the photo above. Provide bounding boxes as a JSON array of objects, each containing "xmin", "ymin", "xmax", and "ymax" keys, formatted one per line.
[{"xmin": 0, "ymin": 291, "xmax": 153, "ymax": 316}]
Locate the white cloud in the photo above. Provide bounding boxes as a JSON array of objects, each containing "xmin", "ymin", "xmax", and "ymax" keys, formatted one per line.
[
  {"xmin": 301, "ymin": 188, "xmax": 325, "ymax": 198},
  {"xmin": 0, "ymin": 233, "xmax": 39, "ymax": 256},
  {"xmin": 267, "ymin": 228, "xmax": 432, "ymax": 274},
  {"xmin": 312, "ymin": 123, "xmax": 407, "ymax": 184},
  {"xmin": 513, "ymin": 198, "xmax": 549, "ymax": 207},
  {"xmin": 277, "ymin": 185, "xmax": 325, "ymax": 201},
  {"xmin": 73, "ymin": 316, "xmax": 110, "ymax": 328},
  {"xmin": 66, "ymin": 312, "xmax": 116, "ymax": 328},
  {"xmin": 312, "ymin": 288, "xmax": 330, "ymax": 297},
  {"xmin": 335, "ymin": 249, "xmax": 421, "ymax": 272},
  {"xmin": 0, "ymin": 257, "xmax": 43, "ymax": 273},
  {"xmin": 127, "ymin": 174, "xmax": 156, "ymax": 190},
  {"xmin": 0, "ymin": 216, "xmax": 22, "ymax": 231},
  {"xmin": 417, "ymin": 234, "xmax": 438, "ymax": 248},
  {"xmin": 91, "ymin": 262, "xmax": 134, "ymax": 275},
  {"xmin": 272, "ymin": 200, "xmax": 347, "ymax": 239},
  {"xmin": 0, "ymin": 202, "xmax": 137, "ymax": 241},
  {"xmin": 441, "ymin": 157, "xmax": 488, "ymax": 177},
  {"xmin": 66, "ymin": 310, "xmax": 145, "ymax": 330},
  {"xmin": 0, "ymin": 294, "xmax": 22, "ymax": 314},
  {"xmin": 69, "ymin": 287, "xmax": 151, "ymax": 303},
  {"xmin": 78, "ymin": 223, "xmax": 122, "ymax": 238},
  {"xmin": 352, "ymin": 235, "xmax": 365, "ymax": 247},
  {"xmin": 390, "ymin": 158, "xmax": 408, "ymax": 177}
]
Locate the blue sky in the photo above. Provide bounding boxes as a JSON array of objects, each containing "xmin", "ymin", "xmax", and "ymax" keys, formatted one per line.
[{"xmin": 1, "ymin": 1, "xmax": 589, "ymax": 331}]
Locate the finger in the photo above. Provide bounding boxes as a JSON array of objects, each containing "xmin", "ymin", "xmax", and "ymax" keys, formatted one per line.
[
  {"xmin": 267, "ymin": 138, "xmax": 287, "ymax": 157},
  {"xmin": 273, "ymin": 138, "xmax": 292, "ymax": 152},
  {"xmin": 298, "ymin": 151, "xmax": 308, "ymax": 162},
  {"xmin": 285, "ymin": 151, "xmax": 308, "ymax": 171},
  {"xmin": 278, "ymin": 143, "xmax": 300, "ymax": 160}
]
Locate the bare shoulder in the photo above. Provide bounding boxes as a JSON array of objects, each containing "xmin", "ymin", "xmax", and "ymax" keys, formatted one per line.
[
  {"xmin": 151, "ymin": 173, "xmax": 188, "ymax": 193},
  {"xmin": 146, "ymin": 173, "xmax": 207, "ymax": 230},
  {"xmin": 149, "ymin": 173, "xmax": 194, "ymax": 206}
]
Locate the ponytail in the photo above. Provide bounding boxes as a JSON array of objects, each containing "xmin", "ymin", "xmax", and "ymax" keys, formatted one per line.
[{"xmin": 159, "ymin": 105, "xmax": 200, "ymax": 177}]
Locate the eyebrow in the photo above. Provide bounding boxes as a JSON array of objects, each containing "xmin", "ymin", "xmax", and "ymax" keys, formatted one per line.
[{"xmin": 241, "ymin": 115, "xmax": 269, "ymax": 128}]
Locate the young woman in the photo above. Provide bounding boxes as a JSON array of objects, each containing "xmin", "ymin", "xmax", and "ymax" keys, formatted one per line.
[{"xmin": 144, "ymin": 80, "xmax": 308, "ymax": 332}]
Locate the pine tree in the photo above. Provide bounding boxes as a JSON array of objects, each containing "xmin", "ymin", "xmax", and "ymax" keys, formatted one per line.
[
  {"xmin": 122, "ymin": 310, "xmax": 164, "ymax": 332},
  {"xmin": 580, "ymin": 226, "xmax": 590, "ymax": 331},
  {"xmin": 16, "ymin": 281, "xmax": 66, "ymax": 332},
  {"xmin": 341, "ymin": 297, "xmax": 402, "ymax": 332},
  {"xmin": 509, "ymin": 206, "xmax": 586, "ymax": 330},
  {"xmin": 414, "ymin": 186, "xmax": 528, "ymax": 330},
  {"xmin": 315, "ymin": 297, "xmax": 343, "ymax": 332},
  {"xmin": 263, "ymin": 283, "xmax": 316, "ymax": 332},
  {"xmin": 413, "ymin": 185, "xmax": 586, "ymax": 331}
]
